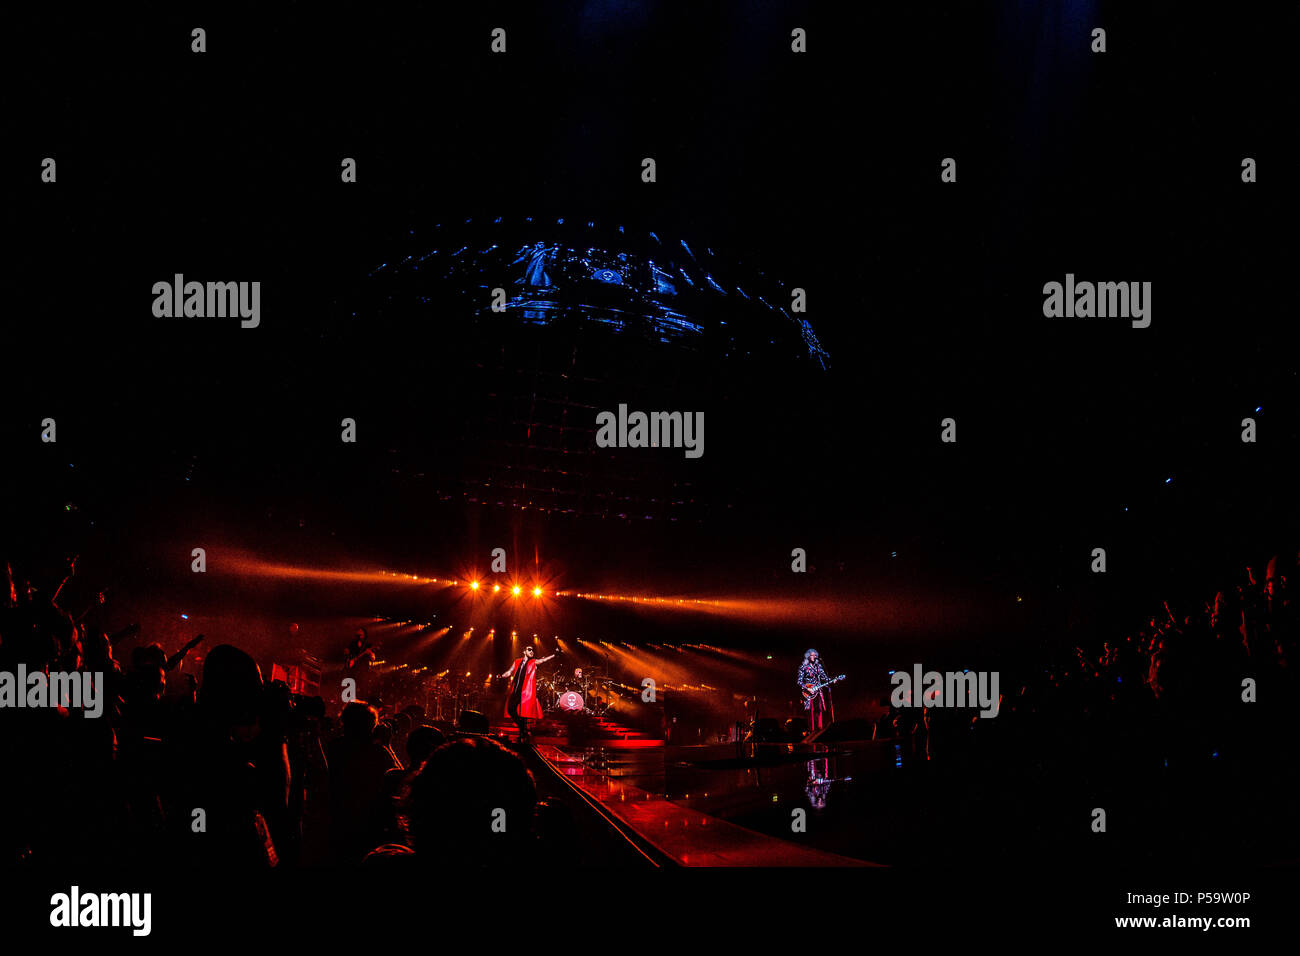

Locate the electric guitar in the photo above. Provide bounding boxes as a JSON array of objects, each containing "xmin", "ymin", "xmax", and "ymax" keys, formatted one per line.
[
  {"xmin": 345, "ymin": 640, "xmax": 379, "ymax": 670},
  {"xmin": 801, "ymin": 674, "xmax": 846, "ymax": 708}
]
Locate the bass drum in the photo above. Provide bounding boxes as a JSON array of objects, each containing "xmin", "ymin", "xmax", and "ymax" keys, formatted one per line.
[{"xmin": 556, "ymin": 691, "xmax": 585, "ymax": 712}]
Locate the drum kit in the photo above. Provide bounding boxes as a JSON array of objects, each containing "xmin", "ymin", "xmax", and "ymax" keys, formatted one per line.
[
  {"xmin": 366, "ymin": 667, "xmax": 481, "ymax": 722},
  {"xmin": 540, "ymin": 666, "xmax": 615, "ymax": 715}
]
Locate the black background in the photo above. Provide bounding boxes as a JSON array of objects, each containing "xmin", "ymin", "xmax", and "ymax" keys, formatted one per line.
[
  {"xmin": 4, "ymin": 2, "xmax": 1297, "ymax": 675},
  {"xmin": 3, "ymin": 1, "xmax": 1298, "ymax": 929}
]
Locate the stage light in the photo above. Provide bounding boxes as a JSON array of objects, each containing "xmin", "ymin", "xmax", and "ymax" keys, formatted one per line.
[
  {"xmin": 493, "ymin": 583, "xmax": 501, "ymax": 593},
  {"xmin": 470, "ymin": 580, "xmax": 480, "ymax": 590},
  {"xmin": 532, "ymin": 586, "xmax": 543, "ymax": 597},
  {"xmin": 512, "ymin": 584, "xmax": 522, "ymax": 596}
]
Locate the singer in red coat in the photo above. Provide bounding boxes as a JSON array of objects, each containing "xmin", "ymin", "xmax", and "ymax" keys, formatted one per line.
[{"xmin": 500, "ymin": 645, "xmax": 555, "ymax": 743}]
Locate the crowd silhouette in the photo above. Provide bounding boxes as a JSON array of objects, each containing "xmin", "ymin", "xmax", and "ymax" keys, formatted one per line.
[
  {"xmin": 0, "ymin": 556, "xmax": 574, "ymax": 871},
  {"xmin": 866, "ymin": 551, "xmax": 1299, "ymax": 773},
  {"xmin": 3, "ymin": 546, "xmax": 1296, "ymax": 869}
]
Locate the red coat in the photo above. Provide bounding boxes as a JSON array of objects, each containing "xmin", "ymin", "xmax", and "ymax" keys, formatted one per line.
[{"xmin": 505, "ymin": 657, "xmax": 544, "ymax": 719}]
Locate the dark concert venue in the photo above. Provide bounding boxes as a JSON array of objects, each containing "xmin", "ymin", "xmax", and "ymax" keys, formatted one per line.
[{"xmin": 5, "ymin": 1, "xmax": 1297, "ymax": 939}]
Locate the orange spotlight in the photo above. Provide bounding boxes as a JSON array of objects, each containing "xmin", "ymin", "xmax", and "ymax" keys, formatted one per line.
[
  {"xmin": 493, "ymin": 583, "xmax": 501, "ymax": 593},
  {"xmin": 512, "ymin": 584, "xmax": 522, "ymax": 596},
  {"xmin": 532, "ymin": 586, "xmax": 543, "ymax": 598},
  {"xmin": 470, "ymin": 580, "xmax": 480, "ymax": 591}
]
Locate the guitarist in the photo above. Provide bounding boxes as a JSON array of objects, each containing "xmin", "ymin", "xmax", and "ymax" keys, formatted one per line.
[
  {"xmin": 797, "ymin": 648, "xmax": 835, "ymax": 733},
  {"xmin": 344, "ymin": 627, "xmax": 377, "ymax": 671},
  {"xmin": 343, "ymin": 627, "xmax": 378, "ymax": 701}
]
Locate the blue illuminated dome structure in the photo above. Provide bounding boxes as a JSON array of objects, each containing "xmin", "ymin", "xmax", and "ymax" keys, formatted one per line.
[{"xmin": 355, "ymin": 216, "xmax": 829, "ymax": 522}]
